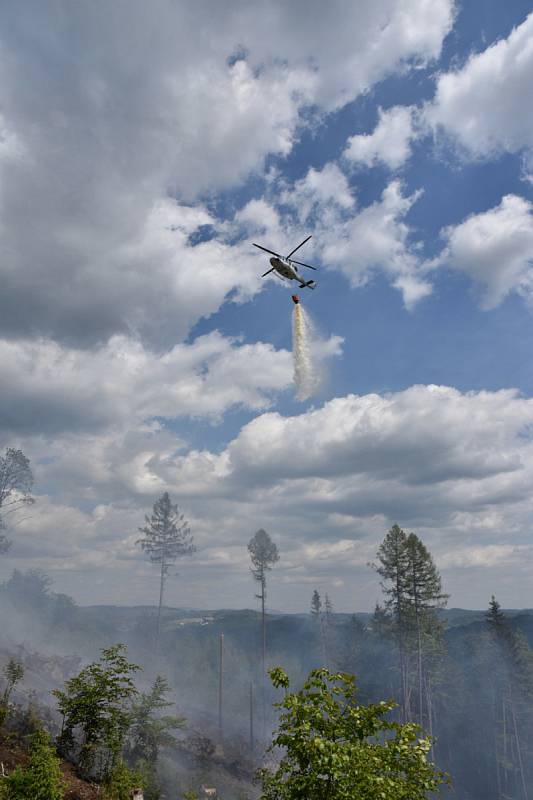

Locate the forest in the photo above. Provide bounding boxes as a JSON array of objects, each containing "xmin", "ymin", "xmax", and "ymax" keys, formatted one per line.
[
  {"xmin": 1, "ymin": 1, "xmax": 532, "ymax": 797},
  {"xmin": 1, "ymin": 513, "xmax": 533, "ymax": 798}
]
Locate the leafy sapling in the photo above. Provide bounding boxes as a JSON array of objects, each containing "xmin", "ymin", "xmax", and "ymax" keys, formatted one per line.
[{"xmin": 259, "ymin": 667, "xmax": 450, "ymax": 800}]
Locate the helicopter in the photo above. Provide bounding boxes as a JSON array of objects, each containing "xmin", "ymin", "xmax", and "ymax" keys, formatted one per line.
[{"xmin": 253, "ymin": 235, "xmax": 318, "ymax": 289}]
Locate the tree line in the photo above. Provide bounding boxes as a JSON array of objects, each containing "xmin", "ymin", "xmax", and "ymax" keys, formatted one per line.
[
  {"xmin": 3, "ymin": 447, "xmax": 533, "ymax": 798},
  {"xmin": 306, "ymin": 525, "xmax": 533, "ymax": 800},
  {"xmin": 0, "ymin": 643, "xmax": 450, "ymax": 800}
]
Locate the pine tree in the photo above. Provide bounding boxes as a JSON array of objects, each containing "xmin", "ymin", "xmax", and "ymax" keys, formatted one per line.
[
  {"xmin": 310, "ymin": 589, "xmax": 322, "ymax": 619},
  {"xmin": 248, "ymin": 529, "xmax": 280, "ymax": 678},
  {"xmin": 310, "ymin": 590, "xmax": 327, "ymax": 666},
  {"xmin": 486, "ymin": 595, "xmax": 507, "ymax": 632},
  {"xmin": 248, "ymin": 529, "xmax": 279, "ymax": 737},
  {"xmin": 136, "ymin": 493, "xmax": 195, "ymax": 651}
]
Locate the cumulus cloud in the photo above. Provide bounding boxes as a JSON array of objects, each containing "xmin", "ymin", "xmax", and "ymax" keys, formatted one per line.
[
  {"xmin": 261, "ymin": 165, "xmax": 431, "ymax": 308},
  {"xmin": 237, "ymin": 168, "xmax": 432, "ymax": 308},
  {"xmin": 0, "ymin": 195, "xmax": 266, "ymax": 348},
  {"xmin": 438, "ymin": 194, "xmax": 533, "ymax": 308},
  {"xmin": 0, "ymin": 0, "xmax": 454, "ymax": 348},
  {"xmin": 224, "ymin": 386, "xmax": 529, "ymax": 490},
  {"xmin": 439, "ymin": 543, "xmax": 532, "ymax": 570},
  {"xmin": 319, "ymin": 180, "xmax": 430, "ymax": 308},
  {"xmin": 282, "ymin": 163, "xmax": 355, "ymax": 225},
  {"xmin": 7, "ymin": 384, "xmax": 533, "ymax": 609},
  {"xmin": 427, "ymin": 12, "xmax": 533, "ymax": 166},
  {"xmin": 344, "ymin": 106, "xmax": 420, "ymax": 170},
  {"xmin": 0, "ymin": 332, "xmax": 296, "ymax": 434}
]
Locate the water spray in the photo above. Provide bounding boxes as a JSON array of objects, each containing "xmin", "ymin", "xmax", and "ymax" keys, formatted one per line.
[{"xmin": 292, "ymin": 295, "xmax": 317, "ymax": 401}]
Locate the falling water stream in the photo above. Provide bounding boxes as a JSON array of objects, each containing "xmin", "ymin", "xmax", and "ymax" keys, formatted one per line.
[{"xmin": 292, "ymin": 302, "xmax": 316, "ymax": 401}]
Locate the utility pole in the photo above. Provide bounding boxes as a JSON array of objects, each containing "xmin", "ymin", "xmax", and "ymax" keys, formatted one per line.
[{"xmin": 218, "ymin": 633, "xmax": 224, "ymax": 744}]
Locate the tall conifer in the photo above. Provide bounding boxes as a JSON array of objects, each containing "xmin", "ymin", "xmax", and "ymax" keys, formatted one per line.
[
  {"xmin": 405, "ymin": 533, "xmax": 448, "ymax": 727},
  {"xmin": 372, "ymin": 524, "xmax": 447, "ymax": 725},
  {"xmin": 136, "ymin": 492, "xmax": 195, "ymax": 652},
  {"xmin": 372, "ymin": 524, "xmax": 411, "ymax": 719}
]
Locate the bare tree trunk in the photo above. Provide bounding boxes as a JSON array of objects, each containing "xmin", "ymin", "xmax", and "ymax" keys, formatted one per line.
[
  {"xmin": 399, "ymin": 640, "xmax": 413, "ymax": 723},
  {"xmin": 492, "ymin": 689, "xmax": 501, "ymax": 799},
  {"xmin": 261, "ymin": 578, "xmax": 266, "ymax": 679},
  {"xmin": 425, "ymin": 675, "xmax": 434, "ymax": 760},
  {"xmin": 218, "ymin": 633, "xmax": 224, "ymax": 744},
  {"xmin": 319, "ymin": 612, "xmax": 328, "ymax": 666},
  {"xmin": 417, "ymin": 617, "xmax": 423, "ymax": 727},
  {"xmin": 502, "ymin": 696, "xmax": 508, "ymax": 796},
  {"xmin": 261, "ymin": 575, "xmax": 266, "ymax": 740},
  {"xmin": 249, "ymin": 681, "xmax": 254, "ymax": 755},
  {"xmin": 155, "ymin": 554, "xmax": 166, "ymax": 654},
  {"xmin": 511, "ymin": 698, "xmax": 528, "ymax": 800},
  {"xmin": 404, "ymin": 675, "xmax": 412, "ymax": 721}
]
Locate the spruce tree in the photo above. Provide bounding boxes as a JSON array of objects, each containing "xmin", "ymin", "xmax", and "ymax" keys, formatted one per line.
[
  {"xmin": 137, "ymin": 492, "xmax": 195, "ymax": 651},
  {"xmin": 486, "ymin": 596, "xmax": 533, "ymax": 799},
  {"xmin": 404, "ymin": 533, "xmax": 448, "ymax": 727},
  {"xmin": 372, "ymin": 525, "xmax": 447, "ymax": 725},
  {"xmin": 372, "ymin": 524, "xmax": 411, "ymax": 719}
]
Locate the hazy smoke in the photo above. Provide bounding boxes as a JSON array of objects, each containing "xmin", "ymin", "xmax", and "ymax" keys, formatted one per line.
[{"xmin": 292, "ymin": 304, "xmax": 317, "ymax": 401}]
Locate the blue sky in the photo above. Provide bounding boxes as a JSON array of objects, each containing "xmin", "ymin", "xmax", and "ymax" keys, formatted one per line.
[{"xmin": 1, "ymin": 1, "xmax": 533, "ymax": 612}]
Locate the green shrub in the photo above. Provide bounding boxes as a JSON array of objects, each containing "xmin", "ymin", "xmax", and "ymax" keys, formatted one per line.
[
  {"xmin": 259, "ymin": 667, "xmax": 450, "ymax": 800},
  {"xmin": 1, "ymin": 729, "xmax": 64, "ymax": 800},
  {"xmin": 102, "ymin": 758, "xmax": 145, "ymax": 800}
]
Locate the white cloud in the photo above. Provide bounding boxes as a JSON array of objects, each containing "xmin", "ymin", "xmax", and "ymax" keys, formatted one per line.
[
  {"xmin": 428, "ymin": 12, "xmax": 533, "ymax": 165},
  {"xmin": 438, "ymin": 194, "xmax": 533, "ymax": 308},
  {"xmin": 237, "ymin": 168, "xmax": 432, "ymax": 308},
  {"xmin": 232, "ymin": 0, "xmax": 454, "ymax": 110},
  {"xmin": 284, "ymin": 164, "xmax": 355, "ymax": 224},
  {"xmin": 439, "ymin": 544, "xmax": 531, "ymax": 569},
  {"xmin": 7, "ymin": 383, "xmax": 533, "ymax": 609},
  {"xmin": 225, "ymin": 386, "xmax": 529, "ymax": 489},
  {"xmin": 344, "ymin": 106, "xmax": 419, "ymax": 170},
  {"xmin": 0, "ymin": 0, "xmax": 454, "ymax": 346},
  {"xmin": 0, "ymin": 331, "xmax": 294, "ymax": 434},
  {"xmin": 319, "ymin": 180, "xmax": 431, "ymax": 308}
]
